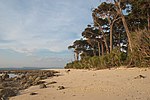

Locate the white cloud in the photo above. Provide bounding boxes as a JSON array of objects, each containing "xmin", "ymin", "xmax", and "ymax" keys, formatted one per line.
[
  {"xmin": 0, "ymin": 0, "xmax": 100, "ymax": 67},
  {"xmin": 0, "ymin": 1, "xmax": 80, "ymax": 53}
]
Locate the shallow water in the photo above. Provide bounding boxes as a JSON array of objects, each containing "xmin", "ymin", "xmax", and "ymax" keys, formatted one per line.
[
  {"xmin": 9, "ymin": 74, "xmax": 18, "ymax": 78},
  {"xmin": 0, "ymin": 73, "xmax": 17, "ymax": 78}
]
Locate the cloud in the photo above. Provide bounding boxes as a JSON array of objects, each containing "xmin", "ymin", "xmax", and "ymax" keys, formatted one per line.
[
  {"xmin": 0, "ymin": 1, "xmax": 76, "ymax": 53},
  {"xmin": 0, "ymin": 38, "xmax": 13, "ymax": 43},
  {"xmin": 0, "ymin": 48, "xmax": 73, "ymax": 67},
  {"xmin": 0, "ymin": 0, "xmax": 100, "ymax": 67}
]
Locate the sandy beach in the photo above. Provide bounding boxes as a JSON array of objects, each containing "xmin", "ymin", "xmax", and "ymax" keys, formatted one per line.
[{"xmin": 10, "ymin": 68, "xmax": 150, "ymax": 100}]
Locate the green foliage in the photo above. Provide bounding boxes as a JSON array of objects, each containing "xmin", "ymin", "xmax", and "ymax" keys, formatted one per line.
[{"xmin": 65, "ymin": 48, "xmax": 124, "ymax": 69}]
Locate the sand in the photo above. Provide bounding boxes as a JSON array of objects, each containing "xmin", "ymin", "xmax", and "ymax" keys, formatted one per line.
[{"xmin": 10, "ymin": 67, "xmax": 150, "ymax": 100}]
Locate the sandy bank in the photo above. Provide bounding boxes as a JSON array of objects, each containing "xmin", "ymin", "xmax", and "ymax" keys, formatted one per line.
[{"xmin": 10, "ymin": 68, "xmax": 150, "ymax": 100}]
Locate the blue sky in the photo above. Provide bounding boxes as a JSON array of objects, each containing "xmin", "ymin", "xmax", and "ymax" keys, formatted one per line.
[{"xmin": 0, "ymin": 0, "xmax": 101, "ymax": 68}]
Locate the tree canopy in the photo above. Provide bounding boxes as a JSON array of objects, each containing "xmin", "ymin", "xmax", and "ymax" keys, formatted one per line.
[{"xmin": 65, "ymin": 0, "xmax": 150, "ymax": 69}]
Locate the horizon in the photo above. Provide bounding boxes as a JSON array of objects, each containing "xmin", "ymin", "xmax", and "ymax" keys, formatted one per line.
[{"xmin": 0, "ymin": 0, "xmax": 102, "ymax": 68}]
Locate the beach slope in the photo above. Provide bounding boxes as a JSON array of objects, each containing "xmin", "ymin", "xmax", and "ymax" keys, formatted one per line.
[{"xmin": 10, "ymin": 68, "xmax": 150, "ymax": 100}]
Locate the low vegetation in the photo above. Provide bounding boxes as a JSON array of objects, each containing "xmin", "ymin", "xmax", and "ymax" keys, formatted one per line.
[{"xmin": 130, "ymin": 30, "xmax": 150, "ymax": 67}]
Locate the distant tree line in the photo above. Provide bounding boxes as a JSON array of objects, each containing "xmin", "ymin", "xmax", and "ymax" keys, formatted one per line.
[{"xmin": 65, "ymin": 0, "xmax": 150, "ymax": 69}]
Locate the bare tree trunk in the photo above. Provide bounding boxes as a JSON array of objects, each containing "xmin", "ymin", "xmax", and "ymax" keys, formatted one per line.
[
  {"xmin": 120, "ymin": 14, "xmax": 133, "ymax": 53},
  {"xmin": 75, "ymin": 51, "xmax": 79, "ymax": 61},
  {"xmin": 114, "ymin": 0, "xmax": 133, "ymax": 53},
  {"xmin": 109, "ymin": 17, "xmax": 120, "ymax": 52},
  {"xmin": 87, "ymin": 39, "xmax": 96, "ymax": 56},
  {"xmin": 148, "ymin": 13, "xmax": 150, "ymax": 31},
  {"xmin": 74, "ymin": 53, "xmax": 76, "ymax": 61},
  {"xmin": 92, "ymin": 13, "xmax": 109, "ymax": 54},
  {"xmin": 118, "ymin": 32, "xmax": 121, "ymax": 52},
  {"xmin": 93, "ymin": 49, "xmax": 96, "ymax": 56},
  {"xmin": 98, "ymin": 42, "xmax": 101, "ymax": 56},
  {"xmin": 110, "ymin": 24, "xmax": 113, "ymax": 52},
  {"xmin": 99, "ymin": 26, "xmax": 109, "ymax": 54},
  {"xmin": 101, "ymin": 42, "xmax": 104, "ymax": 56},
  {"xmin": 107, "ymin": 15, "xmax": 113, "ymax": 53},
  {"xmin": 77, "ymin": 53, "xmax": 79, "ymax": 61}
]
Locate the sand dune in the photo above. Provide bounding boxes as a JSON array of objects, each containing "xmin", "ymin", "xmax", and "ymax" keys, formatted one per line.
[{"xmin": 10, "ymin": 68, "xmax": 150, "ymax": 100}]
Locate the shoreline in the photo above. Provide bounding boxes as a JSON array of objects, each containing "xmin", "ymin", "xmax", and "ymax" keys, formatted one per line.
[
  {"xmin": 0, "ymin": 70, "xmax": 58, "ymax": 100},
  {"xmin": 10, "ymin": 67, "xmax": 150, "ymax": 100}
]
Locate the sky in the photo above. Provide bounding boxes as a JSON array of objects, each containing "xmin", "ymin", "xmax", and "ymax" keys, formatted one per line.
[{"xmin": 0, "ymin": 0, "xmax": 101, "ymax": 68}]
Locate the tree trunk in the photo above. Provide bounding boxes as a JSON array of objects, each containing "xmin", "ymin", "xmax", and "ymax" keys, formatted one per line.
[
  {"xmin": 148, "ymin": 13, "xmax": 150, "ymax": 31},
  {"xmin": 75, "ymin": 51, "xmax": 79, "ymax": 61},
  {"xmin": 101, "ymin": 42, "xmax": 104, "ymax": 56},
  {"xmin": 110, "ymin": 24, "xmax": 113, "ymax": 52},
  {"xmin": 99, "ymin": 26, "xmax": 109, "ymax": 54},
  {"xmin": 74, "ymin": 53, "xmax": 76, "ymax": 61},
  {"xmin": 113, "ymin": 0, "xmax": 133, "ymax": 66},
  {"xmin": 118, "ymin": 32, "xmax": 121, "ymax": 52},
  {"xmin": 114, "ymin": 0, "xmax": 133, "ymax": 53},
  {"xmin": 108, "ymin": 15, "xmax": 120, "ymax": 52},
  {"xmin": 77, "ymin": 52, "xmax": 79, "ymax": 61},
  {"xmin": 120, "ymin": 14, "xmax": 133, "ymax": 53},
  {"xmin": 93, "ymin": 49, "xmax": 96, "ymax": 56},
  {"xmin": 87, "ymin": 39, "xmax": 96, "ymax": 56},
  {"xmin": 92, "ymin": 16, "xmax": 109, "ymax": 54},
  {"xmin": 98, "ymin": 42, "xmax": 101, "ymax": 56}
]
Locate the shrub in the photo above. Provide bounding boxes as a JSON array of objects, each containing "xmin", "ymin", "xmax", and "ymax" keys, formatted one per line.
[
  {"xmin": 65, "ymin": 48, "xmax": 123, "ymax": 69},
  {"xmin": 130, "ymin": 30, "xmax": 150, "ymax": 67}
]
